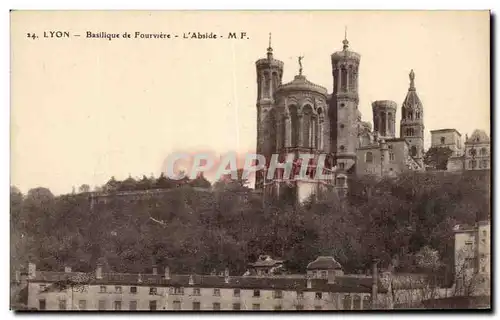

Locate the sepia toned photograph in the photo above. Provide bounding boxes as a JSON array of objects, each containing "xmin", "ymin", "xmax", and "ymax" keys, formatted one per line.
[{"xmin": 9, "ymin": 10, "xmax": 491, "ymax": 311}]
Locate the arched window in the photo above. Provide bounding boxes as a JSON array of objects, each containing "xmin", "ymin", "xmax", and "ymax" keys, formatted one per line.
[
  {"xmin": 302, "ymin": 105, "xmax": 313, "ymax": 148},
  {"xmin": 353, "ymin": 295, "xmax": 361, "ymax": 310},
  {"xmin": 416, "ymin": 111, "xmax": 420, "ymax": 119},
  {"xmin": 410, "ymin": 146, "xmax": 417, "ymax": 157},
  {"xmin": 469, "ymin": 148, "xmax": 477, "ymax": 157},
  {"xmin": 440, "ymin": 137, "xmax": 445, "ymax": 144},
  {"xmin": 343, "ymin": 295, "xmax": 352, "ymax": 310},
  {"xmin": 341, "ymin": 68, "xmax": 348, "ymax": 91},
  {"xmin": 480, "ymin": 148, "xmax": 488, "ymax": 156},
  {"xmin": 263, "ymin": 72, "xmax": 270, "ymax": 98},
  {"xmin": 289, "ymin": 105, "xmax": 299, "ymax": 147},
  {"xmin": 408, "ymin": 111, "xmax": 413, "ymax": 120},
  {"xmin": 365, "ymin": 152, "xmax": 373, "ymax": 163},
  {"xmin": 272, "ymin": 72, "xmax": 279, "ymax": 93}
]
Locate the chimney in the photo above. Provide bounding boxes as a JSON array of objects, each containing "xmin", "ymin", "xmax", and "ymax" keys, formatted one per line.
[
  {"xmin": 28, "ymin": 262, "xmax": 36, "ymax": 280},
  {"xmin": 372, "ymin": 260, "xmax": 379, "ymax": 310},
  {"xmin": 96, "ymin": 263, "xmax": 103, "ymax": 280},
  {"xmin": 164, "ymin": 266, "xmax": 171, "ymax": 280},
  {"xmin": 64, "ymin": 266, "xmax": 72, "ymax": 273},
  {"xmin": 152, "ymin": 265, "xmax": 158, "ymax": 275}
]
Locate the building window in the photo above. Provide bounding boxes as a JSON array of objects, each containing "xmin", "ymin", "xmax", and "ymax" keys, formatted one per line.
[
  {"xmin": 173, "ymin": 300, "xmax": 181, "ymax": 310},
  {"xmin": 274, "ymin": 305, "xmax": 283, "ymax": 310},
  {"xmin": 315, "ymin": 305, "xmax": 322, "ymax": 310},
  {"xmin": 58, "ymin": 300, "xmax": 66, "ymax": 310},
  {"xmin": 312, "ymin": 270, "xmax": 317, "ymax": 277},
  {"xmin": 150, "ymin": 287, "xmax": 158, "ymax": 295},
  {"xmin": 389, "ymin": 153, "xmax": 395, "ymax": 161},
  {"xmin": 193, "ymin": 288, "xmax": 201, "ymax": 296},
  {"xmin": 353, "ymin": 295, "xmax": 361, "ymax": 310},
  {"xmin": 129, "ymin": 301, "xmax": 137, "ymax": 311},
  {"xmin": 39, "ymin": 299, "xmax": 46, "ymax": 310},
  {"xmin": 296, "ymin": 304, "xmax": 304, "ymax": 310},
  {"xmin": 339, "ymin": 163, "xmax": 345, "ymax": 170},
  {"xmin": 213, "ymin": 302, "xmax": 221, "ymax": 310},
  {"xmin": 469, "ymin": 148, "xmax": 477, "ymax": 156},
  {"xmin": 100, "ymin": 285, "xmax": 106, "ymax": 293},
  {"xmin": 130, "ymin": 286, "xmax": 137, "ymax": 294},
  {"xmin": 115, "ymin": 286, "xmax": 122, "ymax": 293},
  {"xmin": 78, "ymin": 300, "xmax": 87, "ymax": 310},
  {"xmin": 172, "ymin": 287, "xmax": 183, "ymax": 295},
  {"xmin": 233, "ymin": 288, "xmax": 240, "ymax": 297},
  {"xmin": 480, "ymin": 148, "xmax": 488, "ymax": 156},
  {"xmin": 273, "ymin": 290, "xmax": 283, "ymax": 299},
  {"xmin": 410, "ymin": 146, "xmax": 417, "ymax": 157},
  {"xmin": 441, "ymin": 137, "xmax": 445, "ymax": 144},
  {"xmin": 233, "ymin": 303, "xmax": 241, "ymax": 310},
  {"xmin": 39, "ymin": 284, "xmax": 46, "ymax": 293},
  {"xmin": 315, "ymin": 292, "xmax": 323, "ymax": 300},
  {"xmin": 465, "ymin": 258, "xmax": 475, "ymax": 269},
  {"xmin": 213, "ymin": 288, "xmax": 220, "ymax": 296},
  {"xmin": 339, "ymin": 145, "xmax": 345, "ymax": 152},
  {"xmin": 192, "ymin": 301, "xmax": 200, "ymax": 310},
  {"xmin": 343, "ymin": 296, "xmax": 351, "ymax": 310},
  {"xmin": 252, "ymin": 303, "xmax": 260, "ymax": 310},
  {"xmin": 340, "ymin": 124, "xmax": 345, "ymax": 129},
  {"xmin": 321, "ymin": 270, "xmax": 328, "ymax": 278},
  {"xmin": 363, "ymin": 296, "xmax": 372, "ymax": 310},
  {"xmin": 114, "ymin": 301, "xmax": 122, "ymax": 310},
  {"xmin": 253, "ymin": 289, "xmax": 260, "ymax": 297},
  {"xmin": 149, "ymin": 300, "xmax": 157, "ymax": 311},
  {"xmin": 297, "ymin": 291, "xmax": 304, "ymax": 299},
  {"xmin": 365, "ymin": 151, "xmax": 373, "ymax": 163},
  {"xmin": 481, "ymin": 160, "xmax": 488, "ymax": 168},
  {"xmin": 98, "ymin": 300, "xmax": 106, "ymax": 310}
]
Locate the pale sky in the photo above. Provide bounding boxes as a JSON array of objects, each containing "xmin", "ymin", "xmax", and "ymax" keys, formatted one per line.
[{"xmin": 11, "ymin": 11, "xmax": 490, "ymax": 195}]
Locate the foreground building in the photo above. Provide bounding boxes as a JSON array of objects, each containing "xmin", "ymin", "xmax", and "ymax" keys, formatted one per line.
[
  {"xmin": 453, "ymin": 220, "xmax": 491, "ymax": 296},
  {"xmin": 22, "ymin": 257, "xmax": 390, "ymax": 311}
]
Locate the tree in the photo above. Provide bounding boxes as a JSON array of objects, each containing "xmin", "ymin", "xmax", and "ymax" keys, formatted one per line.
[{"xmin": 424, "ymin": 147, "xmax": 453, "ymax": 171}]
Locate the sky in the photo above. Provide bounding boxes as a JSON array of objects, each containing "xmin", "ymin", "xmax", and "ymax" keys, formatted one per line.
[{"xmin": 10, "ymin": 11, "xmax": 490, "ymax": 195}]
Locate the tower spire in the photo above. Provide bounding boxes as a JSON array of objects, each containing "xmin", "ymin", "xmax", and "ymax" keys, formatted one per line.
[
  {"xmin": 267, "ymin": 32, "xmax": 273, "ymax": 59},
  {"xmin": 342, "ymin": 26, "xmax": 349, "ymax": 50},
  {"xmin": 409, "ymin": 69, "xmax": 415, "ymax": 90}
]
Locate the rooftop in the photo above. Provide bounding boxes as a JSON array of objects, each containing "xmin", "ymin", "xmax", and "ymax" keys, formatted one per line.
[{"xmin": 30, "ymin": 271, "xmax": 386, "ymax": 293}]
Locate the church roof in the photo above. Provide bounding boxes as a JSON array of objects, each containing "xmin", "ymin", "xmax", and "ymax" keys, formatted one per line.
[
  {"xmin": 307, "ymin": 256, "xmax": 343, "ymax": 270},
  {"xmin": 466, "ymin": 129, "xmax": 490, "ymax": 144},
  {"xmin": 402, "ymin": 69, "xmax": 423, "ymax": 109},
  {"xmin": 277, "ymin": 74, "xmax": 327, "ymax": 96},
  {"xmin": 331, "ymin": 38, "xmax": 360, "ymax": 62}
]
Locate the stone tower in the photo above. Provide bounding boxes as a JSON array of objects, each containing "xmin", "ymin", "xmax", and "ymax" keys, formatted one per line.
[
  {"xmin": 372, "ymin": 100, "xmax": 397, "ymax": 139},
  {"xmin": 400, "ymin": 69, "xmax": 424, "ymax": 166},
  {"xmin": 330, "ymin": 35, "xmax": 360, "ymax": 172},
  {"xmin": 255, "ymin": 34, "xmax": 284, "ymax": 189}
]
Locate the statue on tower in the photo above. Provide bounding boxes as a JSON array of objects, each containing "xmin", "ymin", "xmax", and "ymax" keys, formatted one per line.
[
  {"xmin": 298, "ymin": 56, "xmax": 304, "ymax": 75},
  {"xmin": 409, "ymin": 69, "xmax": 415, "ymax": 89}
]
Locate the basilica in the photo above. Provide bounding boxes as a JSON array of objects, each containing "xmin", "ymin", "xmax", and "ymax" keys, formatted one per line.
[{"xmin": 253, "ymin": 35, "xmax": 487, "ymax": 203}]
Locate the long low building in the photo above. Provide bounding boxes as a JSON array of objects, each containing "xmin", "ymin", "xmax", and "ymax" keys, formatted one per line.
[{"xmin": 20, "ymin": 256, "xmax": 390, "ymax": 311}]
